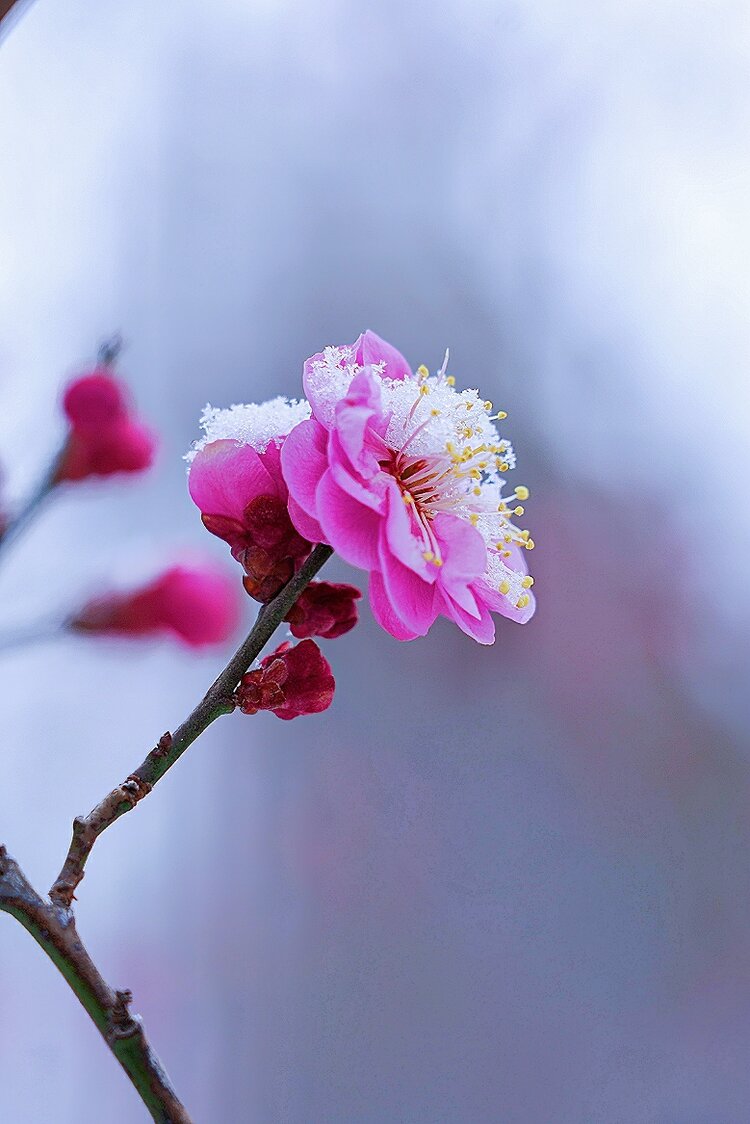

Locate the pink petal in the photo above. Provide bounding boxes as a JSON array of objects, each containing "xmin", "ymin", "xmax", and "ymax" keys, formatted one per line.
[
  {"xmin": 329, "ymin": 447, "xmax": 387, "ymax": 512},
  {"xmin": 331, "ymin": 369, "xmax": 385, "ymax": 478},
  {"xmin": 258, "ymin": 440, "xmax": 286, "ymax": 493},
  {"xmin": 432, "ymin": 513, "xmax": 487, "ymax": 581},
  {"xmin": 476, "ymin": 578, "xmax": 537, "ymax": 624},
  {"xmin": 281, "ymin": 418, "xmax": 328, "ymax": 519},
  {"xmin": 429, "ymin": 513, "xmax": 488, "ymax": 617},
  {"xmin": 189, "ymin": 440, "xmax": 277, "ymax": 520},
  {"xmin": 353, "ymin": 330, "xmax": 412, "ymax": 380},
  {"xmin": 383, "ymin": 479, "xmax": 432, "ymax": 579},
  {"xmin": 377, "ymin": 537, "xmax": 438, "ymax": 636},
  {"xmin": 315, "ymin": 469, "xmax": 382, "ymax": 569},
  {"xmin": 436, "ymin": 587, "xmax": 496, "ymax": 645},
  {"xmin": 368, "ymin": 571, "xmax": 420, "ymax": 641},
  {"xmin": 287, "ymin": 496, "xmax": 324, "ymax": 544}
]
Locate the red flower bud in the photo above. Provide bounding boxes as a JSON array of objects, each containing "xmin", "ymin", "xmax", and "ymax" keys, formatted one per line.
[
  {"xmin": 55, "ymin": 369, "xmax": 156, "ymax": 483},
  {"xmin": 235, "ymin": 639, "xmax": 335, "ymax": 720},
  {"xmin": 234, "ymin": 494, "xmax": 310, "ymax": 602},
  {"xmin": 190, "ymin": 442, "xmax": 312, "ymax": 603},
  {"xmin": 70, "ymin": 565, "xmax": 240, "ymax": 648},
  {"xmin": 63, "ymin": 371, "xmax": 129, "ymax": 428},
  {"xmin": 284, "ymin": 581, "xmax": 361, "ymax": 639}
]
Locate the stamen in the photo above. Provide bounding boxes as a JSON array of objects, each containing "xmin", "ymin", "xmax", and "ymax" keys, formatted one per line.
[{"xmin": 437, "ymin": 348, "xmax": 450, "ymax": 380}]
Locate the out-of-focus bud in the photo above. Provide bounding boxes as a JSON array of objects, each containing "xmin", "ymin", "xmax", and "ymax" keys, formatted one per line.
[
  {"xmin": 55, "ymin": 368, "xmax": 156, "ymax": 483},
  {"xmin": 284, "ymin": 581, "xmax": 361, "ymax": 639},
  {"xmin": 69, "ymin": 565, "xmax": 240, "ymax": 648},
  {"xmin": 235, "ymin": 638, "xmax": 335, "ymax": 720}
]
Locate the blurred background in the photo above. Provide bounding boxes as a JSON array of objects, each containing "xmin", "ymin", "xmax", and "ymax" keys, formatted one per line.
[{"xmin": 1, "ymin": 0, "xmax": 749, "ymax": 1120}]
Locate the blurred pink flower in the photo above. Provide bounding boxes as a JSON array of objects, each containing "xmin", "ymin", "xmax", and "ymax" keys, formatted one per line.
[
  {"xmin": 69, "ymin": 565, "xmax": 240, "ymax": 648},
  {"xmin": 284, "ymin": 580, "xmax": 362, "ymax": 640},
  {"xmin": 187, "ymin": 399, "xmax": 312, "ymax": 602},
  {"xmin": 282, "ymin": 332, "xmax": 535, "ymax": 644},
  {"xmin": 55, "ymin": 369, "xmax": 156, "ymax": 482},
  {"xmin": 235, "ymin": 638, "xmax": 335, "ymax": 720}
]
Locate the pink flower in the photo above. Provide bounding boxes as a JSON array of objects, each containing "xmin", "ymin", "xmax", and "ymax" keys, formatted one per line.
[
  {"xmin": 284, "ymin": 581, "xmax": 362, "ymax": 640},
  {"xmin": 55, "ymin": 369, "xmax": 156, "ymax": 483},
  {"xmin": 187, "ymin": 398, "xmax": 312, "ymax": 602},
  {"xmin": 69, "ymin": 565, "xmax": 240, "ymax": 648},
  {"xmin": 282, "ymin": 331, "xmax": 535, "ymax": 644},
  {"xmin": 235, "ymin": 639, "xmax": 335, "ymax": 720}
]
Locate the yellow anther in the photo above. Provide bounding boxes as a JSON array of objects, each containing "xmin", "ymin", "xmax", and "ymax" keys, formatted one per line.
[
  {"xmin": 504, "ymin": 535, "xmax": 512, "ymax": 543},
  {"xmin": 516, "ymin": 594, "xmax": 530, "ymax": 609},
  {"xmin": 465, "ymin": 401, "xmax": 474, "ymax": 409},
  {"xmin": 416, "ymin": 364, "xmax": 429, "ymax": 380},
  {"xmin": 446, "ymin": 375, "xmax": 455, "ymax": 386},
  {"xmin": 469, "ymin": 513, "xmax": 479, "ymax": 526},
  {"xmin": 403, "ymin": 494, "xmax": 413, "ymax": 505},
  {"xmin": 520, "ymin": 529, "xmax": 530, "ymax": 541},
  {"xmin": 422, "ymin": 550, "xmax": 434, "ymax": 562},
  {"xmin": 499, "ymin": 463, "xmax": 509, "ymax": 472},
  {"xmin": 525, "ymin": 538, "xmax": 535, "ymax": 550},
  {"xmin": 434, "ymin": 557, "xmax": 443, "ymax": 567},
  {"xmin": 495, "ymin": 542, "xmax": 504, "ymax": 550},
  {"xmin": 502, "ymin": 550, "xmax": 512, "ymax": 558},
  {"xmin": 499, "ymin": 580, "xmax": 511, "ymax": 595},
  {"xmin": 513, "ymin": 505, "xmax": 525, "ymax": 516},
  {"xmin": 431, "ymin": 408, "xmax": 441, "ymax": 417},
  {"xmin": 515, "ymin": 486, "xmax": 529, "ymax": 500},
  {"xmin": 473, "ymin": 487, "xmax": 482, "ymax": 496},
  {"xmin": 484, "ymin": 400, "xmax": 493, "ymax": 411},
  {"xmin": 521, "ymin": 576, "xmax": 534, "ymax": 589},
  {"xmin": 498, "ymin": 410, "xmax": 508, "ymax": 420},
  {"xmin": 478, "ymin": 461, "xmax": 488, "ymax": 470},
  {"xmin": 469, "ymin": 468, "xmax": 481, "ymax": 480},
  {"xmin": 419, "ymin": 384, "xmax": 430, "ymax": 396}
]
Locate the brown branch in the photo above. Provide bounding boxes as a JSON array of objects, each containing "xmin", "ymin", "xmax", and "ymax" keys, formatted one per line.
[
  {"xmin": 1, "ymin": 543, "xmax": 333, "ymax": 1119},
  {"xmin": 50, "ymin": 543, "xmax": 333, "ymax": 906},
  {"xmin": 0, "ymin": 1, "xmax": 23, "ymax": 24},
  {"xmin": 0, "ymin": 846, "xmax": 193, "ymax": 1123}
]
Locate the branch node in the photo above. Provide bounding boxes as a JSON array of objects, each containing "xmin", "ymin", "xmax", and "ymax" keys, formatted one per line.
[
  {"xmin": 154, "ymin": 731, "xmax": 173, "ymax": 758},
  {"xmin": 108, "ymin": 990, "xmax": 144, "ymax": 1043},
  {"xmin": 121, "ymin": 775, "xmax": 153, "ymax": 804}
]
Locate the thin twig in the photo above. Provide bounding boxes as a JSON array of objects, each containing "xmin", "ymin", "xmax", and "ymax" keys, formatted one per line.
[
  {"xmin": 0, "ymin": 618, "xmax": 65, "ymax": 654},
  {"xmin": 0, "ymin": 445, "xmax": 66, "ymax": 561},
  {"xmin": 0, "ymin": 0, "xmax": 26, "ymax": 28},
  {"xmin": 0, "ymin": 846, "xmax": 193, "ymax": 1124},
  {"xmin": 50, "ymin": 543, "xmax": 333, "ymax": 906}
]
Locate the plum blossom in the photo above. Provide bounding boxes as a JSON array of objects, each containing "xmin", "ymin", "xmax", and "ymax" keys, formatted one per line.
[
  {"xmin": 187, "ymin": 398, "xmax": 312, "ymax": 601},
  {"xmin": 69, "ymin": 565, "xmax": 240, "ymax": 647},
  {"xmin": 235, "ymin": 639, "xmax": 335, "ymax": 719},
  {"xmin": 282, "ymin": 331, "xmax": 535, "ymax": 644},
  {"xmin": 55, "ymin": 369, "xmax": 156, "ymax": 482}
]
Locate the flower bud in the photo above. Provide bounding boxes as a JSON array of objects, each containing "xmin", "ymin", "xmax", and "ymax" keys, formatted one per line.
[
  {"xmin": 70, "ymin": 565, "xmax": 239, "ymax": 648},
  {"xmin": 235, "ymin": 639, "xmax": 334, "ymax": 720},
  {"xmin": 188, "ymin": 435, "xmax": 311, "ymax": 603},
  {"xmin": 55, "ymin": 369, "xmax": 156, "ymax": 483},
  {"xmin": 284, "ymin": 581, "xmax": 361, "ymax": 639}
]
